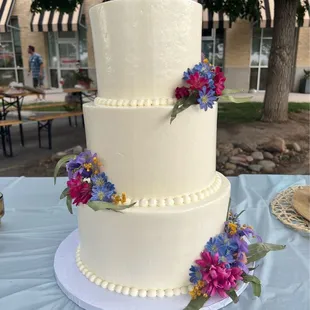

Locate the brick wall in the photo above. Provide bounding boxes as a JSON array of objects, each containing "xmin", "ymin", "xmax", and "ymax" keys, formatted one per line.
[
  {"xmin": 12, "ymin": 0, "xmax": 48, "ymax": 86},
  {"xmin": 293, "ymin": 27, "xmax": 310, "ymax": 91},
  {"xmin": 224, "ymin": 20, "xmax": 252, "ymax": 90}
]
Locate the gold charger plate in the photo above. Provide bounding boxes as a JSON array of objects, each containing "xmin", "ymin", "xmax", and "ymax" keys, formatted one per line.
[{"xmin": 271, "ymin": 185, "xmax": 310, "ymax": 237}]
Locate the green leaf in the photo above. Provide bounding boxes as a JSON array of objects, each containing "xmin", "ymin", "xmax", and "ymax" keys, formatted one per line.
[
  {"xmin": 66, "ymin": 195, "xmax": 73, "ymax": 214},
  {"xmin": 218, "ymin": 95, "xmax": 253, "ymax": 103},
  {"xmin": 54, "ymin": 154, "xmax": 76, "ymax": 185},
  {"xmin": 225, "ymin": 198, "xmax": 231, "ymax": 220},
  {"xmin": 221, "ymin": 88, "xmax": 246, "ymax": 95},
  {"xmin": 242, "ymin": 274, "xmax": 261, "ymax": 284},
  {"xmin": 88, "ymin": 201, "xmax": 136, "ymax": 212},
  {"xmin": 183, "ymin": 295, "xmax": 209, "ymax": 310},
  {"xmin": 170, "ymin": 92, "xmax": 198, "ymax": 124},
  {"xmin": 226, "ymin": 289, "xmax": 239, "ymax": 303},
  {"xmin": 235, "ymin": 210, "xmax": 245, "ymax": 219},
  {"xmin": 60, "ymin": 187, "xmax": 69, "ymax": 200},
  {"xmin": 242, "ymin": 274, "xmax": 261, "ymax": 297},
  {"xmin": 246, "ymin": 243, "xmax": 286, "ymax": 263},
  {"xmin": 248, "ymin": 266, "xmax": 259, "ymax": 271}
]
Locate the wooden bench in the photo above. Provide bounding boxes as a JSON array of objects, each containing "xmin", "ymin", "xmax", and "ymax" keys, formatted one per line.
[
  {"xmin": 28, "ymin": 111, "xmax": 83, "ymax": 150},
  {"xmin": 0, "ymin": 120, "xmax": 22, "ymax": 157},
  {"xmin": 24, "ymin": 103, "xmax": 82, "ymax": 127}
]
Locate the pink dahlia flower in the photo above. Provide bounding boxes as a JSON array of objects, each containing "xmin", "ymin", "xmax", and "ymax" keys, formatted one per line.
[
  {"xmin": 186, "ymin": 72, "xmax": 209, "ymax": 90},
  {"xmin": 196, "ymin": 251, "xmax": 243, "ymax": 298},
  {"xmin": 214, "ymin": 67, "xmax": 226, "ymax": 96},
  {"xmin": 67, "ymin": 173, "xmax": 92, "ymax": 205},
  {"xmin": 175, "ymin": 86, "xmax": 190, "ymax": 99}
]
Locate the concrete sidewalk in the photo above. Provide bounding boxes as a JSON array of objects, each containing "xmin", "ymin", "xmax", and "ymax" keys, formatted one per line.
[{"xmin": 21, "ymin": 88, "xmax": 310, "ymax": 104}]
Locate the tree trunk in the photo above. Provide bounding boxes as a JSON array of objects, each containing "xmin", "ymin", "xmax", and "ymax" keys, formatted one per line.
[{"xmin": 262, "ymin": 0, "xmax": 298, "ymax": 122}]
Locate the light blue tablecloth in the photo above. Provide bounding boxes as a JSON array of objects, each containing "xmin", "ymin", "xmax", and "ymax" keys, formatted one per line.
[{"xmin": 0, "ymin": 175, "xmax": 309, "ymax": 310}]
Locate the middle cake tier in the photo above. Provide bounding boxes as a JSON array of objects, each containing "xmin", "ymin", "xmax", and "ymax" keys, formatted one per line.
[{"xmin": 83, "ymin": 100, "xmax": 218, "ymax": 202}]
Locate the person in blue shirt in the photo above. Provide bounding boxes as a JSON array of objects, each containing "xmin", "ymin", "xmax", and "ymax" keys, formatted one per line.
[{"xmin": 28, "ymin": 45, "xmax": 46, "ymax": 102}]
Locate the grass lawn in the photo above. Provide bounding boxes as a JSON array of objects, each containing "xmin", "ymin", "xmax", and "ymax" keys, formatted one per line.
[
  {"xmin": 25, "ymin": 101, "xmax": 310, "ymax": 124},
  {"xmin": 218, "ymin": 101, "xmax": 310, "ymax": 123}
]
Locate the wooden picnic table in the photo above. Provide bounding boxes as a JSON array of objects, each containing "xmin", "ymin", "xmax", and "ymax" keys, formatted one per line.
[{"xmin": 0, "ymin": 87, "xmax": 97, "ymax": 147}]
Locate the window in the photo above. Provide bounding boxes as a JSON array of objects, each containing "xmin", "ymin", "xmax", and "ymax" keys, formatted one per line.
[
  {"xmin": 47, "ymin": 17, "xmax": 88, "ymax": 88},
  {"xmin": 249, "ymin": 28, "xmax": 273, "ymax": 91},
  {"xmin": 0, "ymin": 17, "xmax": 24, "ymax": 86},
  {"xmin": 202, "ymin": 29, "xmax": 225, "ymax": 68}
]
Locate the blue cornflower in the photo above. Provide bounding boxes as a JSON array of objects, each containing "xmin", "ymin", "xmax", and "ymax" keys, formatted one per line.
[
  {"xmin": 192, "ymin": 62, "xmax": 214, "ymax": 80},
  {"xmin": 198, "ymin": 86, "xmax": 217, "ymax": 111},
  {"xmin": 183, "ymin": 68, "xmax": 193, "ymax": 81},
  {"xmin": 189, "ymin": 265, "xmax": 202, "ymax": 284},
  {"xmin": 205, "ymin": 236, "xmax": 220, "ymax": 255},
  {"xmin": 91, "ymin": 172, "xmax": 108, "ymax": 187},
  {"xmin": 218, "ymin": 250, "xmax": 235, "ymax": 266},
  {"xmin": 91, "ymin": 182, "xmax": 116, "ymax": 202}
]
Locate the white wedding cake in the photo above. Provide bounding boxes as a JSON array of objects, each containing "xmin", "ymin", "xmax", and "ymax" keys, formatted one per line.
[{"xmin": 77, "ymin": 0, "xmax": 230, "ymax": 298}]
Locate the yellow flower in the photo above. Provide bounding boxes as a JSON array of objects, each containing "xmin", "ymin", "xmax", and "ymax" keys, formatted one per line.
[
  {"xmin": 203, "ymin": 58, "xmax": 209, "ymax": 64},
  {"xmin": 228, "ymin": 222, "xmax": 238, "ymax": 235},
  {"xmin": 83, "ymin": 163, "xmax": 92, "ymax": 172},
  {"xmin": 197, "ymin": 281, "xmax": 205, "ymax": 289},
  {"xmin": 121, "ymin": 193, "xmax": 127, "ymax": 204},
  {"xmin": 112, "ymin": 195, "xmax": 121, "ymax": 205},
  {"xmin": 189, "ymin": 281, "xmax": 205, "ymax": 300}
]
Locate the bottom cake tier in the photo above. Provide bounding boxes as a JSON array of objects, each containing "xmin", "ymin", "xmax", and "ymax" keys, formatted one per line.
[{"xmin": 77, "ymin": 173, "xmax": 231, "ymax": 298}]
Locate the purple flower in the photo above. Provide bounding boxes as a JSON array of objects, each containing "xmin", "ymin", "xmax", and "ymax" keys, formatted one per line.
[
  {"xmin": 198, "ymin": 86, "xmax": 217, "ymax": 111},
  {"xmin": 231, "ymin": 235, "xmax": 249, "ymax": 254},
  {"xmin": 66, "ymin": 150, "xmax": 99, "ymax": 179},
  {"xmin": 239, "ymin": 226, "xmax": 262, "ymax": 242}
]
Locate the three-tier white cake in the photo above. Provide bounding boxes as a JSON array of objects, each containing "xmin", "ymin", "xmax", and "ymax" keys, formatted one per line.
[{"xmin": 77, "ymin": 0, "xmax": 231, "ymax": 298}]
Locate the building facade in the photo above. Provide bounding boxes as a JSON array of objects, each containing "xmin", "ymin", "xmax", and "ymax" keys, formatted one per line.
[{"xmin": 0, "ymin": 0, "xmax": 309, "ymax": 92}]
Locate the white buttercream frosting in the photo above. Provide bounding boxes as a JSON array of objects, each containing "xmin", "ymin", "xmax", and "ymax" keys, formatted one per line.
[
  {"xmin": 83, "ymin": 103, "xmax": 218, "ymax": 199},
  {"xmin": 127, "ymin": 172, "xmax": 222, "ymax": 208},
  {"xmin": 77, "ymin": 174, "xmax": 231, "ymax": 295},
  {"xmin": 89, "ymin": 0, "xmax": 202, "ymax": 99},
  {"xmin": 94, "ymin": 97, "xmax": 177, "ymax": 107},
  {"xmin": 76, "ymin": 246, "xmax": 191, "ymax": 298}
]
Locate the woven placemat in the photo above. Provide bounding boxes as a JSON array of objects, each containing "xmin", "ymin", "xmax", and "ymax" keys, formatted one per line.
[{"xmin": 271, "ymin": 185, "xmax": 310, "ymax": 237}]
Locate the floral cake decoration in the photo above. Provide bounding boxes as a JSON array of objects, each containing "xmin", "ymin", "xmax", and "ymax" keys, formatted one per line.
[
  {"xmin": 171, "ymin": 53, "xmax": 251, "ymax": 123},
  {"xmin": 184, "ymin": 210, "xmax": 285, "ymax": 310},
  {"xmin": 54, "ymin": 150, "xmax": 135, "ymax": 213}
]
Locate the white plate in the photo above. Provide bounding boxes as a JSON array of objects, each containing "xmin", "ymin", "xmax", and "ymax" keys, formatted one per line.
[{"xmin": 54, "ymin": 229, "xmax": 252, "ymax": 310}]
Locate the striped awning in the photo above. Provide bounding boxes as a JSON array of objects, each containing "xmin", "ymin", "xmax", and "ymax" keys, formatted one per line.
[
  {"xmin": 202, "ymin": 10, "xmax": 230, "ymax": 29},
  {"xmin": 0, "ymin": 0, "xmax": 14, "ymax": 32},
  {"xmin": 30, "ymin": 4, "xmax": 82, "ymax": 32},
  {"xmin": 259, "ymin": 0, "xmax": 310, "ymax": 28}
]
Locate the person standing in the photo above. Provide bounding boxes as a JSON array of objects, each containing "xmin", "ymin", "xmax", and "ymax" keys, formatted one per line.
[{"xmin": 28, "ymin": 45, "xmax": 46, "ymax": 102}]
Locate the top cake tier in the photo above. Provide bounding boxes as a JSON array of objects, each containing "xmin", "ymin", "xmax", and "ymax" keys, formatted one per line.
[{"xmin": 89, "ymin": 0, "xmax": 202, "ymax": 99}]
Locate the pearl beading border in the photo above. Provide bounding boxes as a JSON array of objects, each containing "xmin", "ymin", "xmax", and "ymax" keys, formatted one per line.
[
  {"xmin": 125, "ymin": 172, "xmax": 222, "ymax": 208},
  {"xmin": 94, "ymin": 97, "xmax": 177, "ymax": 107},
  {"xmin": 76, "ymin": 246, "xmax": 193, "ymax": 298}
]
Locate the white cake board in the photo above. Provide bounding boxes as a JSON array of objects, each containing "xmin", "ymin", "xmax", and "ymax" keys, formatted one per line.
[{"xmin": 54, "ymin": 230, "xmax": 252, "ymax": 310}]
